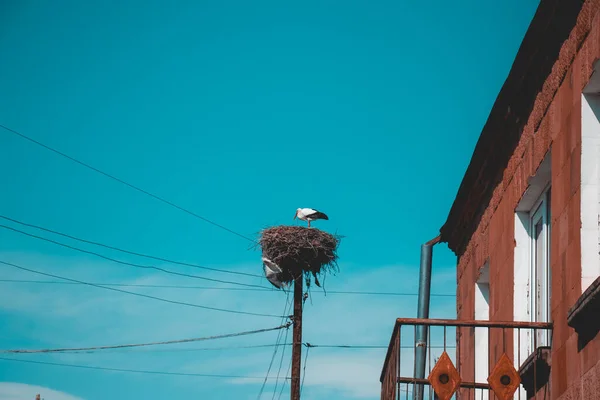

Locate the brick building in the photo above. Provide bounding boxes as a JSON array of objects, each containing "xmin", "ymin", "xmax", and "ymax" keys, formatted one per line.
[{"xmin": 381, "ymin": 0, "xmax": 600, "ymax": 398}]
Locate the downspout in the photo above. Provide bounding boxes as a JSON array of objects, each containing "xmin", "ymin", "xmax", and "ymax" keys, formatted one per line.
[{"xmin": 413, "ymin": 235, "xmax": 441, "ymax": 400}]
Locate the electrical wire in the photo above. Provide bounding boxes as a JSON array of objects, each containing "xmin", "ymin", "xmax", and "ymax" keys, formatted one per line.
[
  {"xmin": 306, "ymin": 344, "xmax": 387, "ymax": 348},
  {"xmin": 308, "ymin": 344, "xmax": 455, "ymax": 349},
  {"xmin": 271, "ymin": 322, "xmax": 290, "ymax": 399},
  {"xmin": 0, "ymin": 357, "xmax": 281, "ymax": 380},
  {"xmin": 0, "ymin": 214, "xmax": 261, "ymax": 278},
  {"xmin": 277, "ymin": 355, "xmax": 292, "ymax": 400},
  {"xmin": 256, "ymin": 294, "xmax": 291, "ymax": 399},
  {"xmin": 5, "ymin": 342, "xmax": 454, "ymax": 355},
  {"xmin": 0, "ymin": 279, "xmax": 272, "ymax": 292},
  {"xmin": 322, "ymin": 290, "xmax": 454, "ymax": 297},
  {"xmin": 300, "ymin": 344, "xmax": 310, "ymax": 395},
  {"xmin": 274, "ymin": 289, "xmax": 307, "ymax": 399},
  {"xmin": 270, "ymin": 292, "xmax": 295, "ymax": 399},
  {"xmin": 0, "ymin": 322, "xmax": 292, "ymax": 354},
  {"xmin": 0, "ymin": 124, "xmax": 256, "ymax": 243},
  {"xmin": 257, "ymin": 295, "xmax": 291, "ymax": 398},
  {"xmin": 20, "ymin": 343, "xmax": 292, "ymax": 354},
  {"xmin": 0, "ymin": 224, "xmax": 268, "ymax": 289},
  {"xmin": 0, "ymin": 279, "xmax": 455, "ymax": 297},
  {"xmin": 256, "ymin": 331, "xmax": 283, "ymax": 399},
  {"xmin": 0, "ymin": 260, "xmax": 284, "ymax": 318}
]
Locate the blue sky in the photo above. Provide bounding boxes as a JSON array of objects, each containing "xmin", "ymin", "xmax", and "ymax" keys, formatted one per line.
[{"xmin": 0, "ymin": 1, "xmax": 539, "ymax": 399}]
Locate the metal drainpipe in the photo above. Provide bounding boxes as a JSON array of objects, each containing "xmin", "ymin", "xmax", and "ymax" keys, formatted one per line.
[{"xmin": 413, "ymin": 235, "xmax": 441, "ymax": 400}]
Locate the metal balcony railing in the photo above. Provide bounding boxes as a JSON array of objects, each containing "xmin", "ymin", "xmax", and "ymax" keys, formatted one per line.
[{"xmin": 380, "ymin": 318, "xmax": 553, "ymax": 400}]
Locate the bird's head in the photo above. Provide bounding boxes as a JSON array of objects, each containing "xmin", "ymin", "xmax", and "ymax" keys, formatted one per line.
[{"xmin": 293, "ymin": 208, "xmax": 300, "ymax": 220}]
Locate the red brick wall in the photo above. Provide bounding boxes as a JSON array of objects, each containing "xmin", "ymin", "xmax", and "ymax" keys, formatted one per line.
[{"xmin": 455, "ymin": 1, "xmax": 600, "ymax": 398}]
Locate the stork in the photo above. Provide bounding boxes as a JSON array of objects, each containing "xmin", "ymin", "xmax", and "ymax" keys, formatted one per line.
[
  {"xmin": 293, "ymin": 208, "xmax": 329, "ymax": 227},
  {"xmin": 262, "ymin": 257, "xmax": 285, "ymax": 289}
]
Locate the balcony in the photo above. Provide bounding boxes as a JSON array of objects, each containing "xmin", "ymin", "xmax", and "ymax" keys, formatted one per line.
[{"xmin": 380, "ymin": 318, "xmax": 553, "ymax": 400}]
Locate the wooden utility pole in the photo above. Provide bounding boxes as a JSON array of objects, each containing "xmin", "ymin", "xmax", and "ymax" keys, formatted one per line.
[{"xmin": 290, "ymin": 274, "xmax": 303, "ymax": 400}]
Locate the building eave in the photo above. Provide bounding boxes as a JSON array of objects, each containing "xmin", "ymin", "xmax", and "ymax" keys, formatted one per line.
[{"xmin": 440, "ymin": 0, "xmax": 586, "ymax": 256}]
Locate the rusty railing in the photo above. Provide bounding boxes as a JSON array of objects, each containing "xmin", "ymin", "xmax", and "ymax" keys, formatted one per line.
[{"xmin": 380, "ymin": 318, "xmax": 553, "ymax": 400}]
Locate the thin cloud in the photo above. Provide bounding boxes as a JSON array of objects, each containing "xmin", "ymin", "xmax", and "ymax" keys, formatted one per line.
[
  {"xmin": 0, "ymin": 382, "xmax": 83, "ymax": 400},
  {"xmin": 0, "ymin": 252, "xmax": 457, "ymax": 399}
]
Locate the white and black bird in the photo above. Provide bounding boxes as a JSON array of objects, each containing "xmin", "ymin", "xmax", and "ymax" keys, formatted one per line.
[
  {"xmin": 293, "ymin": 208, "xmax": 329, "ymax": 227},
  {"xmin": 262, "ymin": 257, "xmax": 285, "ymax": 289}
]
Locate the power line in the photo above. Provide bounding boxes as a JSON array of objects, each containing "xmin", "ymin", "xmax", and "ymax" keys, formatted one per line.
[
  {"xmin": 0, "ymin": 215, "xmax": 262, "ymax": 278},
  {"xmin": 19, "ymin": 343, "xmax": 292, "ymax": 354},
  {"xmin": 0, "ymin": 260, "xmax": 284, "ymax": 318},
  {"xmin": 257, "ymin": 294, "xmax": 291, "ymax": 399},
  {"xmin": 300, "ymin": 344, "xmax": 310, "ymax": 395},
  {"xmin": 0, "ymin": 279, "xmax": 455, "ymax": 297},
  {"xmin": 0, "ymin": 124, "xmax": 255, "ymax": 243},
  {"xmin": 0, "ymin": 279, "xmax": 272, "ymax": 292},
  {"xmin": 0, "ymin": 224, "xmax": 268, "ymax": 289},
  {"xmin": 305, "ymin": 344, "xmax": 387, "ymax": 349},
  {"xmin": 271, "ymin": 323, "xmax": 291, "ymax": 399},
  {"xmin": 322, "ymin": 290, "xmax": 454, "ymax": 297},
  {"xmin": 270, "ymin": 298, "xmax": 293, "ymax": 399},
  {"xmin": 4, "ymin": 342, "xmax": 454, "ymax": 354},
  {"xmin": 277, "ymin": 355, "xmax": 292, "ymax": 400},
  {"xmin": 0, "ymin": 321, "xmax": 292, "ymax": 354},
  {"xmin": 0, "ymin": 357, "xmax": 282, "ymax": 380},
  {"xmin": 256, "ymin": 329, "xmax": 285, "ymax": 399},
  {"xmin": 306, "ymin": 344, "xmax": 455, "ymax": 349}
]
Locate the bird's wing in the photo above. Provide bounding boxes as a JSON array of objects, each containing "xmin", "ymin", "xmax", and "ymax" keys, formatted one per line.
[
  {"xmin": 262, "ymin": 257, "xmax": 286, "ymax": 289},
  {"xmin": 304, "ymin": 209, "xmax": 328, "ymax": 220},
  {"xmin": 264, "ymin": 264, "xmax": 278, "ymax": 279},
  {"xmin": 262, "ymin": 258, "xmax": 284, "ymax": 283},
  {"xmin": 266, "ymin": 277, "xmax": 284, "ymax": 289},
  {"xmin": 300, "ymin": 208, "xmax": 318, "ymax": 216},
  {"xmin": 262, "ymin": 257, "xmax": 282, "ymax": 273}
]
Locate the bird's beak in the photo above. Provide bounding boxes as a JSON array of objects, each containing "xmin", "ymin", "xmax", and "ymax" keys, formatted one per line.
[{"xmin": 293, "ymin": 212, "xmax": 297, "ymax": 220}]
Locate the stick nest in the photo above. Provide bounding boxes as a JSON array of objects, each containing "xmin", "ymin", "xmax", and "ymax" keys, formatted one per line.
[{"xmin": 259, "ymin": 225, "xmax": 341, "ymax": 285}]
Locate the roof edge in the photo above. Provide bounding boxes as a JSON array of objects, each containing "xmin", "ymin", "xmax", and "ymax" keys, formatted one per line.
[{"xmin": 440, "ymin": 0, "xmax": 586, "ymax": 256}]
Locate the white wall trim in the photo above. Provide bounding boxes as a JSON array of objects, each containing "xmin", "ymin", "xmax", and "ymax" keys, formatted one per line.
[
  {"xmin": 474, "ymin": 262, "xmax": 489, "ymax": 400},
  {"xmin": 514, "ymin": 212, "xmax": 532, "ymax": 353},
  {"xmin": 514, "ymin": 212, "xmax": 531, "ymax": 400}
]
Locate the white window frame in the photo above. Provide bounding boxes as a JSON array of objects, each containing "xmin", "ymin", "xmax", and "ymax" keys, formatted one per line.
[
  {"xmin": 581, "ymin": 59, "xmax": 600, "ymax": 293},
  {"xmin": 514, "ymin": 152, "xmax": 551, "ymax": 392},
  {"xmin": 528, "ymin": 187, "xmax": 551, "ymax": 347},
  {"xmin": 474, "ymin": 262, "xmax": 490, "ymax": 400}
]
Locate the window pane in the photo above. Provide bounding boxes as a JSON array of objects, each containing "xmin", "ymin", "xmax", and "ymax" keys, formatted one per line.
[
  {"xmin": 533, "ymin": 213, "xmax": 549, "ymax": 347},
  {"xmin": 534, "ymin": 219, "xmax": 545, "ymax": 323}
]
